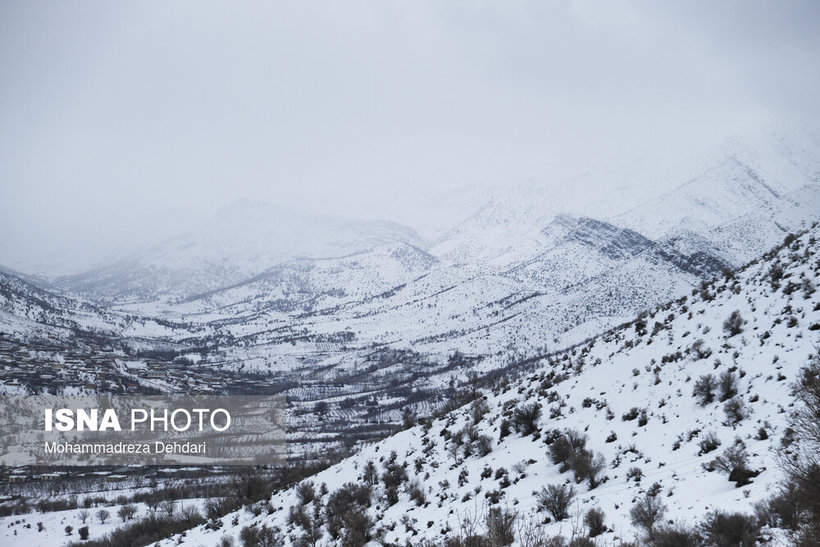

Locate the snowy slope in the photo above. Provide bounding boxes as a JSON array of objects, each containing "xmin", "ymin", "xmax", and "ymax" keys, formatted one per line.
[
  {"xmin": 0, "ymin": 268, "xmax": 216, "ymax": 352},
  {"xmin": 170, "ymin": 211, "xmax": 726, "ymax": 380},
  {"xmin": 53, "ymin": 202, "xmax": 429, "ymax": 300},
  {"xmin": 174, "ymin": 241, "xmax": 437, "ymax": 316},
  {"xmin": 28, "ymin": 126, "xmax": 818, "ymax": 364},
  {"xmin": 165, "ymin": 225, "xmax": 819, "ymax": 545},
  {"xmin": 37, "ymin": 126, "xmax": 820, "ymax": 312},
  {"xmin": 0, "ymin": 270, "xmax": 126, "ymax": 336}
]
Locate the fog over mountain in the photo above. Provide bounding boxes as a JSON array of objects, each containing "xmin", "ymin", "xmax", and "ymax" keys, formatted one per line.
[
  {"xmin": 2, "ymin": 1, "xmax": 820, "ymax": 274},
  {"xmin": 3, "ymin": 3, "xmax": 820, "ymax": 546}
]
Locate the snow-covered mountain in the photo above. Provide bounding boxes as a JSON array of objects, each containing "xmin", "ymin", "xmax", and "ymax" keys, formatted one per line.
[
  {"xmin": 3, "ymin": 123, "xmax": 812, "ymax": 420},
  {"xmin": 154, "ymin": 124, "xmax": 820, "ymax": 377},
  {"xmin": 434, "ymin": 123, "xmax": 820, "ymax": 268},
  {"xmin": 0, "ymin": 269, "xmax": 125, "ymax": 337},
  {"xmin": 52, "ymin": 201, "xmax": 429, "ymax": 300},
  {"xmin": 177, "ymin": 241, "xmax": 437, "ymax": 316},
  {"xmin": 37, "ymin": 125, "xmax": 820, "ymax": 311},
  {"xmin": 162, "ymin": 224, "xmax": 819, "ymax": 546},
  {"xmin": 2, "ymin": 122, "xmax": 819, "ymax": 455},
  {"xmin": 1, "ymin": 124, "xmax": 820, "ymax": 547}
]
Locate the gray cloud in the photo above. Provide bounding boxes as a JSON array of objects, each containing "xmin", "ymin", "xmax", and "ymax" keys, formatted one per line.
[{"xmin": 1, "ymin": 1, "xmax": 818, "ymax": 271}]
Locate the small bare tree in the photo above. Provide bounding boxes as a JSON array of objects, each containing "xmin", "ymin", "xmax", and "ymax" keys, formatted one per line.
[
  {"xmin": 487, "ymin": 506, "xmax": 516, "ymax": 545},
  {"xmin": 536, "ymin": 483, "xmax": 576, "ymax": 521},
  {"xmin": 96, "ymin": 509, "xmax": 110, "ymax": 524},
  {"xmin": 160, "ymin": 499, "xmax": 176, "ymax": 517},
  {"xmin": 630, "ymin": 493, "xmax": 667, "ymax": 541},
  {"xmin": 117, "ymin": 503, "xmax": 137, "ymax": 522},
  {"xmin": 780, "ymin": 353, "xmax": 820, "ymax": 544},
  {"xmin": 180, "ymin": 505, "xmax": 202, "ymax": 524},
  {"xmin": 723, "ymin": 310, "xmax": 744, "ymax": 337},
  {"xmin": 585, "ymin": 507, "xmax": 606, "ymax": 537}
]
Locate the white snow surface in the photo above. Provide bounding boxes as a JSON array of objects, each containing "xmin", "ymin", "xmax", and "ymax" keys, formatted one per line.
[{"xmin": 159, "ymin": 225, "xmax": 819, "ymax": 546}]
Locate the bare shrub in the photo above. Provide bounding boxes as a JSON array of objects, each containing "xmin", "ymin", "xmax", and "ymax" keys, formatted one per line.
[
  {"xmin": 570, "ymin": 450, "xmax": 606, "ymax": 488},
  {"xmin": 622, "ymin": 407, "xmax": 640, "ymax": 421},
  {"xmin": 629, "ymin": 493, "xmax": 667, "ymax": 539},
  {"xmin": 698, "ymin": 431, "xmax": 721, "ymax": 455},
  {"xmin": 723, "ymin": 397, "xmax": 746, "ymax": 426},
  {"xmin": 754, "ymin": 485, "xmax": 799, "ymax": 530},
  {"xmin": 96, "ymin": 509, "xmax": 109, "ymax": 524},
  {"xmin": 548, "ymin": 430, "xmax": 586, "ymax": 471},
  {"xmin": 296, "ymin": 481, "xmax": 315, "ymax": 505},
  {"xmin": 160, "ymin": 499, "xmax": 176, "ymax": 517},
  {"xmin": 545, "ymin": 428, "xmax": 605, "ymax": 486},
  {"xmin": 708, "ymin": 440, "xmax": 756, "ymax": 486},
  {"xmin": 718, "ymin": 371, "xmax": 739, "ymax": 402},
  {"xmin": 471, "ymin": 398, "xmax": 491, "ymax": 424},
  {"xmin": 584, "ymin": 507, "xmax": 606, "ymax": 537},
  {"xmin": 780, "ymin": 353, "xmax": 820, "ymax": 544},
  {"xmin": 699, "ymin": 511, "xmax": 759, "ymax": 547},
  {"xmin": 239, "ymin": 524, "xmax": 285, "ymax": 547},
  {"xmin": 536, "ymin": 483, "xmax": 576, "ymax": 521},
  {"xmin": 693, "ymin": 374, "xmax": 716, "ymax": 406},
  {"xmin": 652, "ymin": 523, "xmax": 700, "ymax": 547},
  {"xmin": 326, "ymin": 483, "xmax": 373, "ymax": 545},
  {"xmin": 117, "ymin": 503, "xmax": 138, "ymax": 522},
  {"xmin": 513, "ymin": 403, "xmax": 542, "ymax": 436},
  {"xmin": 408, "ymin": 479, "xmax": 427, "ymax": 506},
  {"xmin": 691, "ymin": 339, "xmax": 712, "ymax": 360},
  {"xmin": 723, "ymin": 310, "xmax": 744, "ymax": 337},
  {"xmin": 486, "ymin": 506, "xmax": 516, "ymax": 545}
]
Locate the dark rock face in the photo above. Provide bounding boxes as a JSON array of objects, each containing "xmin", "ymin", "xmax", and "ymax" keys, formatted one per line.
[
  {"xmin": 552, "ymin": 215, "xmax": 730, "ymax": 279},
  {"xmin": 658, "ymin": 249, "xmax": 730, "ymax": 279}
]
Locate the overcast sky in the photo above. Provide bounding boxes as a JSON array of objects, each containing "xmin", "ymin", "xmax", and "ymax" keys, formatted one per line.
[{"xmin": 1, "ymin": 1, "xmax": 819, "ymax": 272}]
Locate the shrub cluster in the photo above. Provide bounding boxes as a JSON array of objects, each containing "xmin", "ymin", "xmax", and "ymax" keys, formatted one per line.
[
  {"xmin": 546, "ymin": 429, "xmax": 606, "ymax": 487},
  {"xmin": 536, "ymin": 483, "xmax": 576, "ymax": 521},
  {"xmin": 512, "ymin": 402, "xmax": 542, "ymax": 436}
]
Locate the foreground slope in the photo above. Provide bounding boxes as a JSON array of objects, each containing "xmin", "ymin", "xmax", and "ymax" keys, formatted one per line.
[{"xmin": 169, "ymin": 225, "xmax": 818, "ymax": 545}]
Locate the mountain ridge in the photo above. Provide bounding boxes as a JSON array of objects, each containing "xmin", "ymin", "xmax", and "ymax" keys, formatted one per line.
[{"xmin": 159, "ymin": 223, "xmax": 819, "ymax": 546}]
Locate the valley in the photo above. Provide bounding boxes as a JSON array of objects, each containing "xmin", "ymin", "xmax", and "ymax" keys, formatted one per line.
[{"xmin": 1, "ymin": 125, "xmax": 819, "ymax": 545}]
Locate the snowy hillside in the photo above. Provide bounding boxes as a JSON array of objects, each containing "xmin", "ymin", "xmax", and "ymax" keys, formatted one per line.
[
  {"xmin": 166, "ymin": 225, "xmax": 819, "ymax": 545},
  {"xmin": 2, "ymin": 125, "xmax": 819, "ymax": 464},
  {"xmin": 111, "ymin": 125, "xmax": 820, "ymax": 365},
  {"xmin": 434, "ymin": 124, "xmax": 820, "ymax": 265},
  {"xmin": 53, "ymin": 202, "xmax": 428, "ymax": 300},
  {"xmin": 0, "ymin": 270, "xmax": 125, "ymax": 337},
  {"xmin": 176, "ymin": 241, "xmax": 437, "ymax": 316},
  {"xmin": 32, "ymin": 126, "xmax": 819, "ymax": 315}
]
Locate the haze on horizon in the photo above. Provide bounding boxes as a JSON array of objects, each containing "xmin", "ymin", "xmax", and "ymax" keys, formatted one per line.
[{"xmin": 1, "ymin": 1, "xmax": 819, "ymax": 273}]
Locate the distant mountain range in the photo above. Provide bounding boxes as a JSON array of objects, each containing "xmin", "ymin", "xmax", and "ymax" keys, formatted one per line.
[
  {"xmin": 1, "ymin": 122, "xmax": 819, "ymax": 451},
  {"xmin": 11, "ymin": 125, "xmax": 805, "ymax": 307},
  {"xmin": 49, "ymin": 201, "xmax": 428, "ymax": 301}
]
